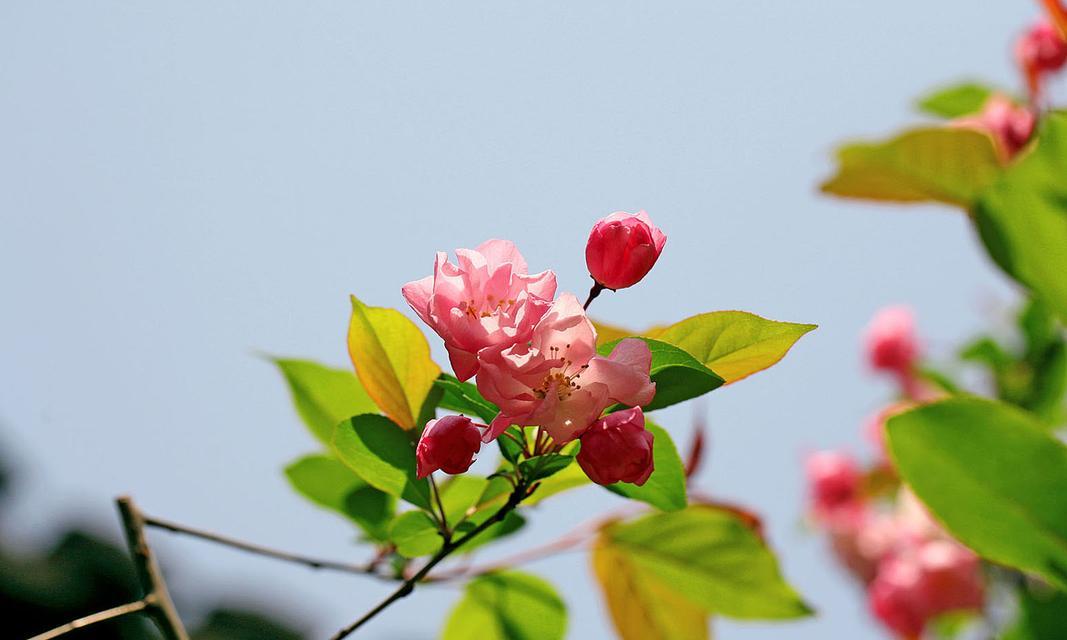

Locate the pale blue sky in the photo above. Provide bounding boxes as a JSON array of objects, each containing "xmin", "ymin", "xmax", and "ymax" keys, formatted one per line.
[{"xmin": 0, "ymin": 2, "xmax": 1039, "ymax": 638}]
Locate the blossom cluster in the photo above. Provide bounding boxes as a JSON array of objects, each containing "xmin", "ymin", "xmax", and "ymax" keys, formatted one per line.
[
  {"xmin": 806, "ymin": 307, "xmax": 984, "ymax": 638},
  {"xmin": 406, "ymin": 212, "xmax": 666, "ymax": 486},
  {"xmin": 951, "ymin": 18, "xmax": 1067, "ymax": 163}
]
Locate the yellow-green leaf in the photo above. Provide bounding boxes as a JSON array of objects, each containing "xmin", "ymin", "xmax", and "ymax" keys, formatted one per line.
[
  {"xmin": 821, "ymin": 127, "xmax": 1002, "ymax": 208},
  {"xmin": 592, "ymin": 319, "xmax": 637, "ymax": 347},
  {"xmin": 592, "ymin": 536, "xmax": 710, "ymax": 640},
  {"xmin": 347, "ymin": 295, "xmax": 440, "ymax": 429},
  {"xmin": 650, "ymin": 312, "xmax": 815, "ymax": 384}
]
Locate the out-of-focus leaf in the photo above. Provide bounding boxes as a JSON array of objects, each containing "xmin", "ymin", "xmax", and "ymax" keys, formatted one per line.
[
  {"xmin": 959, "ymin": 336, "xmax": 1012, "ymax": 372},
  {"xmin": 347, "ymin": 295, "xmax": 440, "ymax": 429},
  {"xmin": 284, "ymin": 454, "xmax": 393, "ymax": 541},
  {"xmin": 604, "ymin": 506, "xmax": 812, "ymax": 619},
  {"xmin": 606, "ymin": 421, "xmax": 686, "ymax": 512},
  {"xmin": 599, "ymin": 338, "xmax": 724, "ymax": 411},
  {"xmin": 973, "ymin": 113, "xmax": 1067, "ymax": 323},
  {"xmin": 592, "ymin": 536, "xmax": 710, "ymax": 640},
  {"xmin": 456, "ymin": 511, "xmax": 526, "ymax": 554},
  {"xmin": 270, "ymin": 358, "xmax": 377, "ymax": 445},
  {"xmin": 441, "ymin": 571, "xmax": 566, "ymax": 640},
  {"xmin": 435, "ymin": 374, "xmax": 499, "ymax": 424},
  {"xmin": 388, "ymin": 511, "xmax": 442, "ymax": 558},
  {"xmin": 1020, "ymin": 299, "xmax": 1058, "ymax": 358},
  {"xmin": 887, "ymin": 398, "xmax": 1067, "ymax": 590},
  {"xmin": 649, "ymin": 311, "xmax": 815, "ymax": 384},
  {"xmin": 332, "ymin": 414, "xmax": 432, "ymax": 510},
  {"xmin": 917, "ymin": 83, "xmax": 997, "ymax": 118},
  {"xmin": 821, "ymin": 127, "xmax": 1002, "ymax": 207},
  {"xmin": 1001, "ymin": 585, "xmax": 1067, "ymax": 640},
  {"xmin": 518, "ymin": 454, "xmax": 574, "ymax": 482}
]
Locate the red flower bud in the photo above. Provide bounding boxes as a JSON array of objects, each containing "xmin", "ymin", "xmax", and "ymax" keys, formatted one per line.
[
  {"xmin": 576, "ymin": 407, "xmax": 655, "ymax": 486},
  {"xmin": 585, "ymin": 211, "xmax": 666, "ymax": 290},
  {"xmin": 416, "ymin": 415, "xmax": 484, "ymax": 478}
]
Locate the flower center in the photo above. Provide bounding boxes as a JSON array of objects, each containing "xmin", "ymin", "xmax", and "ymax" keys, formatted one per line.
[
  {"xmin": 532, "ymin": 344, "xmax": 589, "ymax": 400},
  {"xmin": 463, "ymin": 295, "xmax": 517, "ymax": 319}
]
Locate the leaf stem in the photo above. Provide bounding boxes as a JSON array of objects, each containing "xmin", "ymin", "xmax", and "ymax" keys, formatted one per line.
[
  {"xmin": 428, "ymin": 474, "xmax": 451, "ymax": 539},
  {"xmin": 329, "ymin": 479, "xmax": 532, "ymax": 640}
]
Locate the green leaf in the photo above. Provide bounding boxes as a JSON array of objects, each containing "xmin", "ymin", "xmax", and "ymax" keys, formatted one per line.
[
  {"xmin": 332, "ymin": 414, "xmax": 432, "ymax": 511},
  {"xmin": 1002, "ymin": 585, "xmax": 1067, "ymax": 640},
  {"xmin": 917, "ymin": 82, "xmax": 997, "ymax": 118},
  {"xmin": 959, "ymin": 336, "xmax": 1012, "ymax": 372},
  {"xmin": 442, "ymin": 571, "xmax": 567, "ymax": 640},
  {"xmin": 270, "ymin": 358, "xmax": 377, "ymax": 445},
  {"xmin": 606, "ymin": 421, "xmax": 686, "ymax": 512},
  {"xmin": 592, "ymin": 536, "xmax": 709, "ymax": 640},
  {"xmin": 497, "ymin": 426, "xmax": 525, "ymax": 464},
  {"xmin": 886, "ymin": 397, "xmax": 1067, "ymax": 590},
  {"xmin": 284, "ymin": 454, "xmax": 394, "ymax": 541},
  {"xmin": 456, "ymin": 511, "xmax": 527, "ymax": 554},
  {"xmin": 973, "ymin": 113, "xmax": 1067, "ymax": 323},
  {"xmin": 518, "ymin": 454, "xmax": 575, "ymax": 482},
  {"xmin": 435, "ymin": 374, "xmax": 499, "ymax": 424},
  {"xmin": 347, "ymin": 295, "xmax": 441, "ymax": 429},
  {"xmin": 439, "ymin": 475, "xmax": 489, "ymax": 526},
  {"xmin": 649, "ymin": 311, "xmax": 816, "ymax": 384},
  {"xmin": 821, "ymin": 127, "xmax": 1002, "ymax": 207},
  {"xmin": 598, "ymin": 338, "xmax": 724, "ymax": 411},
  {"xmin": 603, "ymin": 506, "xmax": 812, "ymax": 619},
  {"xmin": 389, "ymin": 511, "xmax": 442, "ymax": 558}
]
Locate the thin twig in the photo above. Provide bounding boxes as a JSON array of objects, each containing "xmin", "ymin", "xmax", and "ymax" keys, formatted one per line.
[
  {"xmin": 27, "ymin": 600, "xmax": 149, "ymax": 640},
  {"xmin": 116, "ymin": 497, "xmax": 189, "ymax": 640},
  {"xmin": 142, "ymin": 512, "xmax": 386, "ymax": 577},
  {"xmin": 329, "ymin": 480, "xmax": 532, "ymax": 640}
]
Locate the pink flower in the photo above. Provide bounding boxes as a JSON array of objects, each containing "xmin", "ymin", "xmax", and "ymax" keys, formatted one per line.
[
  {"xmin": 868, "ymin": 540, "xmax": 984, "ymax": 637},
  {"xmin": 955, "ymin": 95, "xmax": 1036, "ymax": 162},
  {"xmin": 476, "ymin": 294, "xmax": 655, "ymax": 443},
  {"xmin": 415, "ymin": 415, "xmax": 485, "ymax": 478},
  {"xmin": 868, "ymin": 553, "xmax": 928, "ymax": 638},
  {"xmin": 576, "ymin": 407, "xmax": 655, "ymax": 486},
  {"xmin": 806, "ymin": 450, "xmax": 864, "ymax": 526},
  {"xmin": 864, "ymin": 306, "xmax": 920, "ymax": 381},
  {"xmin": 1015, "ymin": 19, "xmax": 1067, "ymax": 98},
  {"xmin": 585, "ymin": 211, "xmax": 667, "ymax": 290},
  {"xmin": 403, "ymin": 239, "xmax": 557, "ymax": 381}
]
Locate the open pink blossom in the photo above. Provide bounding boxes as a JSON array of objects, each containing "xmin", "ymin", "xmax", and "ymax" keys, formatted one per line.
[
  {"xmin": 476, "ymin": 294, "xmax": 655, "ymax": 443},
  {"xmin": 402, "ymin": 239, "xmax": 557, "ymax": 381},
  {"xmin": 415, "ymin": 415, "xmax": 485, "ymax": 478},
  {"xmin": 1016, "ymin": 19, "xmax": 1067, "ymax": 98},
  {"xmin": 955, "ymin": 95, "xmax": 1036, "ymax": 162},
  {"xmin": 585, "ymin": 210, "xmax": 667, "ymax": 290},
  {"xmin": 806, "ymin": 450, "xmax": 864, "ymax": 526},
  {"xmin": 577, "ymin": 407, "xmax": 655, "ymax": 486}
]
